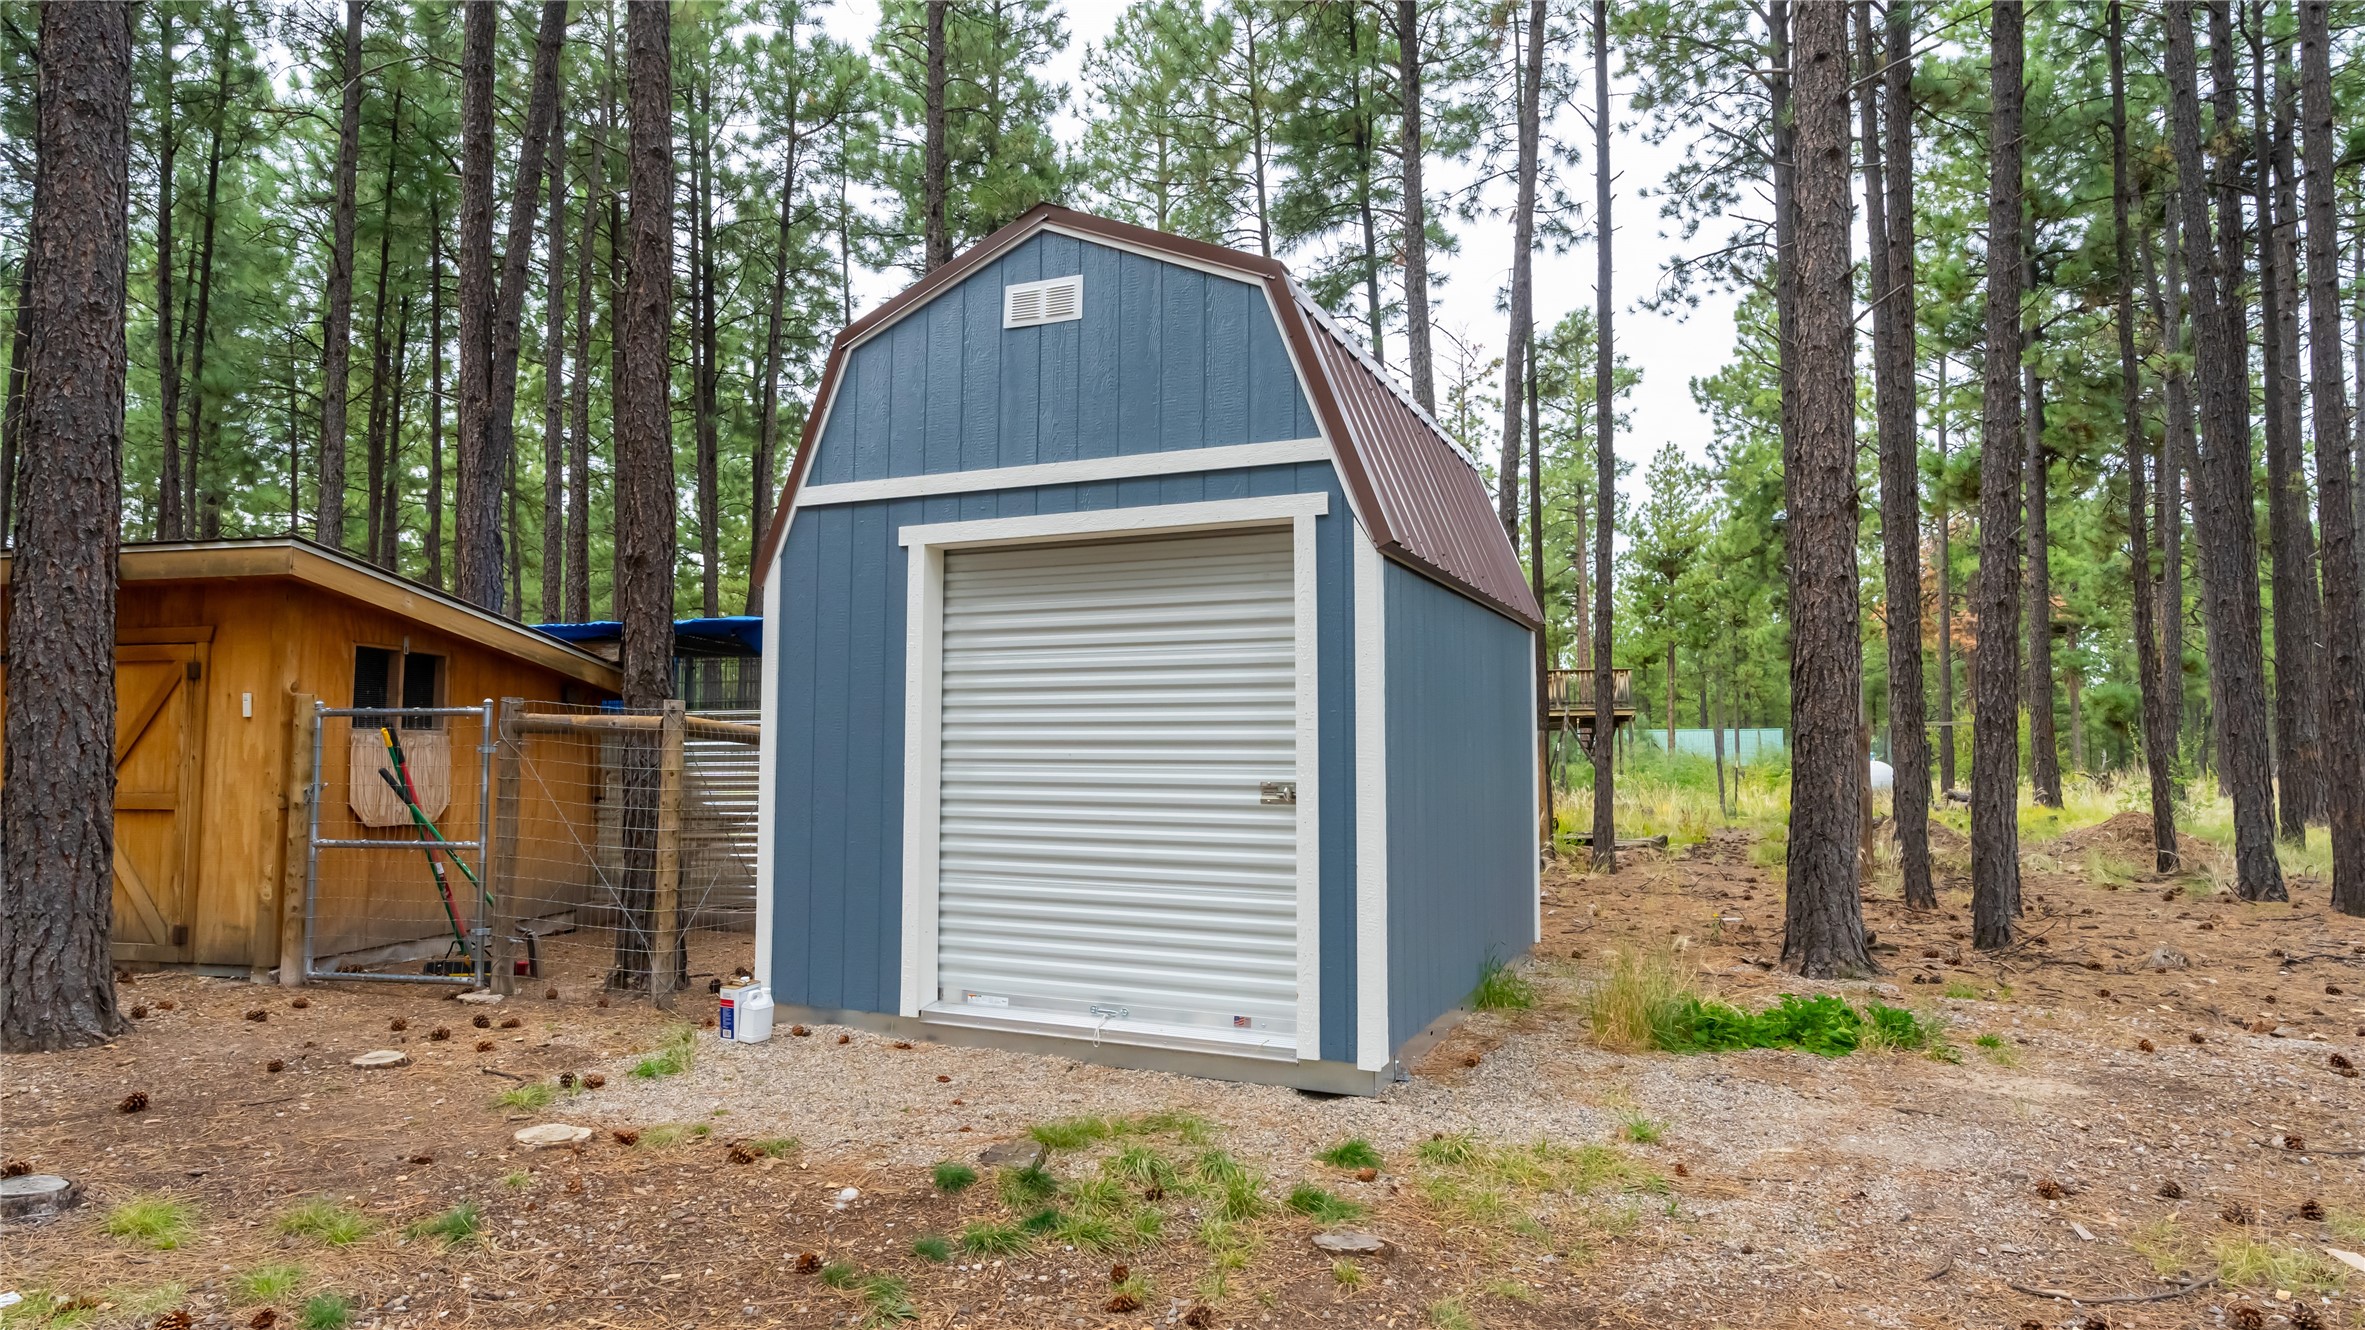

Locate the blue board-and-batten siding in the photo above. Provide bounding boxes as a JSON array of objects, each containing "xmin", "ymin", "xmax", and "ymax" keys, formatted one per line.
[
  {"xmin": 809, "ymin": 232, "xmax": 1319, "ymax": 487},
  {"xmin": 1383, "ymin": 560, "xmax": 1538, "ymax": 1052},
  {"xmin": 769, "ymin": 465, "xmax": 1363, "ymax": 1064}
]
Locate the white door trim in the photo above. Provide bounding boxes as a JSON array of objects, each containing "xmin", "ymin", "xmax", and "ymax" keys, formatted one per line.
[
  {"xmin": 898, "ymin": 493, "xmax": 1328, "ymax": 1061},
  {"xmin": 799, "ymin": 438, "xmax": 1328, "ymax": 508},
  {"xmin": 754, "ymin": 557, "xmax": 784, "ymax": 991},
  {"xmin": 1352, "ymin": 538, "xmax": 1390, "ymax": 1071}
]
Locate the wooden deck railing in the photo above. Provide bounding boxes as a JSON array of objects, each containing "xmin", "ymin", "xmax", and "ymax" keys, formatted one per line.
[{"xmin": 1545, "ymin": 667, "xmax": 1634, "ymax": 713}]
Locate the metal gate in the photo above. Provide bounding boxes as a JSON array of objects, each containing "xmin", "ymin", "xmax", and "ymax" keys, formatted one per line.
[{"xmin": 299, "ymin": 700, "xmax": 496, "ymax": 986}]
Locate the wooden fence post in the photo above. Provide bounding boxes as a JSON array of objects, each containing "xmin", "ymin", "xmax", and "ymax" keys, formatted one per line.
[
  {"xmin": 652, "ymin": 700, "xmax": 686, "ymax": 1007},
  {"xmin": 490, "ymin": 698, "xmax": 525, "ymax": 996},
  {"xmin": 278, "ymin": 692, "xmax": 317, "ymax": 986}
]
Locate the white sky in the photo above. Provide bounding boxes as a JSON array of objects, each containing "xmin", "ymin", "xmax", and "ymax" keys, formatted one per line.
[{"xmin": 816, "ymin": 1, "xmax": 1748, "ymax": 494}]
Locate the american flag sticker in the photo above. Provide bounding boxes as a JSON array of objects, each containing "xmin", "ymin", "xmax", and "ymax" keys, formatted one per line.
[{"xmin": 1233, "ymin": 1016, "xmax": 1251, "ymax": 1029}]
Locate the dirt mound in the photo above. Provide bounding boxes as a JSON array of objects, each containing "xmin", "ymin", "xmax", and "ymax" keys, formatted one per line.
[
  {"xmin": 1923, "ymin": 821, "xmax": 1970, "ymax": 853},
  {"xmin": 2050, "ymin": 810, "xmax": 2224, "ymax": 873}
]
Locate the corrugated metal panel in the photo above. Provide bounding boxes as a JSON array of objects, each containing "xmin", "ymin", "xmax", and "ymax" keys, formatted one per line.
[
  {"xmin": 1294, "ymin": 296, "xmax": 1542, "ymax": 628},
  {"xmin": 935, "ymin": 529, "xmax": 1301, "ymax": 1039}
]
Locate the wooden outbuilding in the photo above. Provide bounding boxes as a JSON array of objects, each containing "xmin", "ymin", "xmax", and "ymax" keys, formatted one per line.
[{"xmin": 0, "ymin": 539, "xmax": 619, "ymax": 975}]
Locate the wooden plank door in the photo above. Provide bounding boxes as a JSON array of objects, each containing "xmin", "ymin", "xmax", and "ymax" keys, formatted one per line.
[{"xmin": 111, "ymin": 643, "xmax": 209, "ymax": 963}]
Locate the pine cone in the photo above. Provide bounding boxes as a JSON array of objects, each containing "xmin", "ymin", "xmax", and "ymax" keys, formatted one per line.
[
  {"xmin": 472, "ymin": 1014, "xmax": 491, "ymax": 1029},
  {"xmin": 118, "ymin": 1091, "xmax": 150, "ymax": 1114}
]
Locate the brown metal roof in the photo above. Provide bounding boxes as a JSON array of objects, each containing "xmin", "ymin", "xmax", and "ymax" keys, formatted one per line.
[{"xmin": 753, "ymin": 205, "xmax": 1541, "ymax": 630}]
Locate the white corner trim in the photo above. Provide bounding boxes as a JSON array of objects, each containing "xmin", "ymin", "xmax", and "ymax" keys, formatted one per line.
[
  {"xmin": 799, "ymin": 438, "xmax": 1329, "ymax": 509},
  {"xmin": 897, "ymin": 492, "xmax": 1327, "ymax": 550},
  {"xmin": 897, "ymin": 494, "xmax": 1327, "ymax": 1058},
  {"xmin": 754, "ymin": 566, "xmax": 783, "ymax": 992},
  {"xmin": 1353, "ymin": 538, "xmax": 1390, "ymax": 1072},
  {"xmin": 897, "ymin": 542, "xmax": 946, "ymax": 1019},
  {"xmin": 1290, "ymin": 508, "xmax": 1322, "ymax": 1064}
]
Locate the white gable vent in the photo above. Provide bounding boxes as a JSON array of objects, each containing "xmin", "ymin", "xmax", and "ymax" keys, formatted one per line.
[{"xmin": 1004, "ymin": 274, "xmax": 1083, "ymax": 329}]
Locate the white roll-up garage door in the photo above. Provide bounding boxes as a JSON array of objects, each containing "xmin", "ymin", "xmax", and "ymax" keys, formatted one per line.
[{"xmin": 933, "ymin": 528, "xmax": 1300, "ymax": 1046}]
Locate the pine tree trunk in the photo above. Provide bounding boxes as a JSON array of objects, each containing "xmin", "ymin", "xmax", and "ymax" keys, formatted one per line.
[
  {"xmin": 1864, "ymin": 0, "xmax": 1931, "ymax": 907},
  {"xmin": 0, "ymin": 252, "xmax": 30, "ymax": 545},
  {"xmin": 749, "ymin": 127, "xmax": 799, "ymax": 615},
  {"xmin": 1780, "ymin": 0, "xmax": 1870, "ymax": 977},
  {"xmin": 153, "ymin": 2, "xmax": 181, "ymax": 540},
  {"xmin": 1937, "ymin": 357, "xmax": 1955, "ymax": 794},
  {"xmin": 318, "ymin": 0, "xmax": 363, "ymax": 549},
  {"xmin": 1498, "ymin": 0, "xmax": 1544, "ymax": 540},
  {"xmin": 614, "ymin": 0, "xmax": 679, "ymax": 989},
  {"xmin": 922, "ymin": 0, "xmax": 950, "ymax": 272},
  {"xmin": 179, "ymin": 40, "xmax": 229, "ymax": 531},
  {"xmin": 1395, "ymin": 0, "xmax": 1433, "ymax": 412},
  {"xmin": 567, "ymin": 107, "xmax": 597, "ymax": 624},
  {"xmin": 2, "ymin": 0, "xmax": 132, "ymax": 1052},
  {"xmin": 2024, "ymin": 358, "xmax": 2061, "ymax": 806},
  {"xmin": 2138, "ymin": 214, "xmax": 2190, "ymax": 769},
  {"xmin": 2172, "ymin": 2, "xmax": 2283, "ymax": 900},
  {"xmin": 694, "ymin": 80, "xmax": 721, "ymax": 620},
  {"xmin": 2257, "ymin": 27, "xmax": 2322, "ymax": 838},
  {"xmin": 427, "ymin": 193, "xmax": 445, "ymax": 591},
  {"xmin": 459, "ymin": 1, "xmax": 568, "ymax": 613},
  {"xmin": 455, "ymin": 0, "xmax": 496, "ymax": 588},
  {"xmin": 1589, "ymin": 0, "xmax": 1616, "ymax": 873},
  {"xmin": 2109, "ymin": 1, "xmax": 2179, "ymax": 874},
  {"xmin": 1973, "ymin": 0, "xmax": 2027, "ymax": 951},
  {"xmin": 362, "ymin": 92, "xmax": 403, "ymax": 567},
  {"xmin": 2296, "ymin": 0, "xmax": 2365, "ymax": 916},
  {"xmin": 542, "ymin": 93, "xmax": 566, "ymax": 624},
  {"xmin": 382, "ymin": 293, "xmax": 410, "ymax": 569}
]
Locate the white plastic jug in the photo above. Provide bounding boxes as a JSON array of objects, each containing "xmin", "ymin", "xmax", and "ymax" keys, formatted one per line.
[{"xmin": 731, "ymin": 983, "xmax": 774, "ymax": 1044}]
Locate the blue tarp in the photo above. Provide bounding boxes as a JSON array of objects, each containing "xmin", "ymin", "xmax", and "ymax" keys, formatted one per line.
[{"xmin": 534, "ymin": 616, "xmax": 764, "ymax": 656}]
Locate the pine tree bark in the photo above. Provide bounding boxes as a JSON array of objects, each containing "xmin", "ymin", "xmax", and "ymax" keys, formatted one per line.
[
  {"xmin": 427, "ymin": 192, "xmax": 445, "ymax": 590},
  {"xmin": 362, "ymin": 90, "xmax": 403, "ymax": 567},
  {"xmin": 2171, "ymin": 2, "xmax": 2283, "ymax": 900},
  {"xmin": 749, "ymin": 126, "xmax": 800, "ymax": 615},
  {"xmin": 455, "ymin": 0, "xmax": 496, "ymax": 590},
  {"xmin": 153, "ymin": 2, "xmax": 181, "ymax": 539},
  {"xmin": 1863, "ymin": 0, "xmax": 1931, "ymax": 908},
  {"xmin": 1937, "ymin": 357, "xmax": 1955, "ymax": 795},
  {"xmin": 2257, "ymin": 26, "xmax": 2322, "ymax": 838},
  {"xmin": 614, "ymin": 0, "xmax": 679, "ymax": 989},
  {"xmin": 2109, "ymin": 1, "xmax": 2178, "ymax": 875},
  {"xmin": 2138, "ymin": 214, "xmax": 2190, "ymax": 767},
  {"xmin": 2296, "ymin": 0, "xmax": 2364, "ymax": 916},
  {"xmin": 922, "ymin": 0, "xmax": 950, "ymax": 272},
  {"xmin": 1589, "ymin": 0, "xmax": 1616, "ymax": 873},
  {"xmin": 179, "ymin": 35, "xmax": 229, "ymax": 530},
  {"xmin": 1780, "ymin": 0, "xmax": 1870, "ymax": 978},
  {"xmin": 540, "ymin": 94, "xmax": 566, "ymax": 623},
  {"xmin": 567, "ymin": 107, "xmax": 597, "ymax": 624},
  {"xmin": 1498, "ymin": 0, "xmax": 1545, "ymax": 541},
  {"xmin": 458, "ymin": 1, "xmax": 568, "ymax": 613},
  {"xmin": 0, "ymin": 252, "xmax": 30, "ymax": 545},
  {"xmin": 1395, "ymin": 0, "xmax": 1433, "ymax": 412},
  {"xmin": 380, "ymin": 292, "xmax": 409, "ymax": 569},
  {"xmin": 2, "ymin": 0, "xmax": 132, "ymax": 1052},
  {"xmin": 1972, "ymin": 0, "xmax": 2027, "ymax": 952},
  {"xmin": 2024, "ymin": 355, "xmax": 2060, "ymax": 805},
  {"xmin": 693, "ymin": 78, "xmax": 721, "ymax": 620},
  {"xmin": 318, "ymin": 0, "xmax": 363, "ymax": 549}
]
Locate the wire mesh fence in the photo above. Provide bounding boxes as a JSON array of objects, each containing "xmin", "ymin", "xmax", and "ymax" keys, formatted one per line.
[
  {"xmin": 303, "ymin": 702, "xmax": 496, "ymax": 985},
  {"xmin": 301, "ymin": 698, "xmax": 760, "ymax": 1001}
]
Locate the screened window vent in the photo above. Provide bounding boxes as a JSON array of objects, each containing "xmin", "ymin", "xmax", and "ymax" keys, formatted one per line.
[{"xmin": 1004, "ymin": 275, "xmax": 1083, "ymax": 328}]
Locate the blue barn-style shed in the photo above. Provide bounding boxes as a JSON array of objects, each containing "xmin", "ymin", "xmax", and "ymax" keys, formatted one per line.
[{"xmin": 751, "ymin": 207, "xmax": 1542, "ymax": 1092}]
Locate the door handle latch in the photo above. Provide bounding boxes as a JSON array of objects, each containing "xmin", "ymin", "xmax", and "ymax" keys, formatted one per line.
[{"xmin": 1259, "ymin": 781, "xmax": 1296, "ymax": 806}]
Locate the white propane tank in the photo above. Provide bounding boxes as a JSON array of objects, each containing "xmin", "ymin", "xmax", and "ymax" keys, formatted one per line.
[{"xmin": 732, "ymin": 984, "xmax": 775, "ymax": 1044}]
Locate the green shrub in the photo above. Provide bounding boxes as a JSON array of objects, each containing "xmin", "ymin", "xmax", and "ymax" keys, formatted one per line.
[
  {"xmin": 1471, "ymin": 956, "xmax": 1538, "ymax": 1011},
  {"xmin": 102, "ymin": 1195, "xmax": 194, "ymax": 1250},
  {"xmin": 959, "ymin": 1221, "xmax": 1033, "ymax": 1256},
  {"xmin": 276, "ymin": 1199, "xmax": 371, "ymax": 1246},
  {"xmin": 299, "ymin": 1294, "xmax": 354, "ymax": 1330},
  {"xmin": 860, "ymin": 1275, "xmax": 916, "ymax": 1325},
  {"xmin": 819, "ymin": 1262, "xmax": 860, "ymax": 1289},
  {"xmin": 1029, "ymin": 1117, "xmax": 1115, "ymax": 1150},
  {"xmin": 931, "ymin": 1161, "xmax": 978, "ymax": 1193},
  {"xmin": 910, "ymin": 1234, "xmax": 953, "ymax": 1262},
  {"xmin": 1285, "ymin": 1183, "xmax": 1365, "ymax": 1224},
  {"xmin": 403, "ymin": 1202, "xmax": 481, "ymax": 1246},
  {"xmin": 630, "ymin": 1025, "xmax": 696, "ymax": 1080},
  {"xmin": 493, "ymin": 1081, "xmax": 558, "ymax": 1111},
  {"xmin": 997, "ymin": 1164, "xmax": 1058, "ymax": 1208},
  {"xmin": 1651, "ymin": 993, "xmax": 1936, "ymax": 1057},
  {"xmin": 1316, "ymin": 1138, "xmax": 1383, "ymax": 1170},
  {"xmin": 233, "ymin": 1263, "xmax": 305, "ymax": 1304},
  {"xmin": 1104, "ymin": 1145, "xmax": 1178, "ymax": 1192}
]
